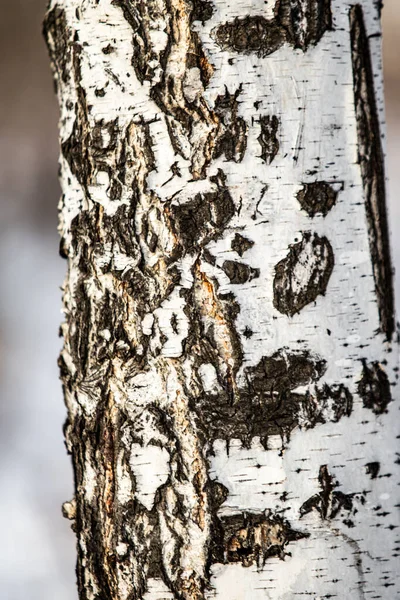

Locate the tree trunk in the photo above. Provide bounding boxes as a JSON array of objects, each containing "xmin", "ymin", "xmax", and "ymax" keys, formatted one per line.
[{"xmin": 44, "ymin": 0, "xmax": 399, "ymax": 598}]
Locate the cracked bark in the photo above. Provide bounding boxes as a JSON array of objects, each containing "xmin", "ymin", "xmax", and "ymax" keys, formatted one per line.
[{"xmin": 44, "ymin": 0, "xmax": 399, "ymax": 599}]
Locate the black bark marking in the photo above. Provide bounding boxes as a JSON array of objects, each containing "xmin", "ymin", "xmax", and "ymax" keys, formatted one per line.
[
  {"xmin": 365, "ymin": 461, "xmax": 380, "ymax": 479},
  {"xmin": 221, "ymin": 260, "xmax": 260, "ymax": 285},
  {"xmin": 300, "ymin": 465, "xmax": 354, "ymax": 520},
  {"xmin": 276, "ymin": 0, "xmax": 333, "ymax": 51},
  {"xmin": 70, "ymin": 282, "xmax": 91, "ymax": 376},
  {"xmin": 357, "ymin": 360, "xmax": 392, "ymax": 415},
  {"xmin": 316, "ymin": 383, "xmax": 353, "ymax": 423},
  {"xmin": 196, "ymin": 349, "xmax": 352, "ymax": 447},
  {"xmin": 166, "ymin": 174, "xmax": 235, "ymax": 253},
  {"xmin": 214, "ymin": 86, "xmax": 248, "ymax": 163},
  {"xmin": 296, "ymin": 181, "xmax": 339, "ymax": 217},
  {"xmin": 214, "ymin": 0, "xmax": 332, "ymax": 57},
  {"xmin": 214, "ymin": 15, "xmax": 287, "ymax": 58},
  {"xmin": 350, "ymin": 4, "xmax": 394, "ymax": 341},
  {"xmin": 214, "ymin": 511, "xmax": 308, "ymax": 567},
  {"xmin": 258, "ymin": 115, "xmax": 280, "ymax": 164},
  {"xmin": 231, "ymin": 233, "xmax": 254, "ymax": 257},
  {"xmin": 273, "ymin": 232, "xmax": 334, "ymax": 316},
  {"xmin": 191, "ymin": 0, "xmax": 214, "ymax": 24}
]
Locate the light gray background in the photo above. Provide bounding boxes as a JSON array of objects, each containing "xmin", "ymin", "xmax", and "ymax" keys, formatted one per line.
[{"xmin": 0, "ymin": 1, "xmax": 398, "ymax": 598}]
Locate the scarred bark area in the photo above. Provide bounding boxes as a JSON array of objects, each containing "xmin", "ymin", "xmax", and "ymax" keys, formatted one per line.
[{"xmin": 44, "ymin": 0, "xmax": 399, "ymax": 599}]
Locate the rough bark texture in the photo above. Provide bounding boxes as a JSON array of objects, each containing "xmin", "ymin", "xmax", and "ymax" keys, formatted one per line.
[{"xmin": 44, "ymin": 0, "xmax": 399, "ymax": 598}]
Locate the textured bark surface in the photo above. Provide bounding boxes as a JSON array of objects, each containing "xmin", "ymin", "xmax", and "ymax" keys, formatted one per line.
[{"xmin": 44, "ymin": 0, "xmax": 399, "ymax": 598}]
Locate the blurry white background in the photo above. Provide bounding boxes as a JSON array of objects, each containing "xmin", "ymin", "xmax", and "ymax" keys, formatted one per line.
[{"xmin": 0, "ymin": 1, "xmax": 398, "ymax": 598}]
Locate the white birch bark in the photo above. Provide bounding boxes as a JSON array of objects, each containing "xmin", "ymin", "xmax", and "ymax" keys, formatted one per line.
[{"xmin": 44, "ymin": 0, "xmax": 399, "ymax": 598}]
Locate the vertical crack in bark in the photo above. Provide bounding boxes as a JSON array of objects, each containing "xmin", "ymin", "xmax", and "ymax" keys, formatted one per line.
[{"xmin": 350, "ymin": 4, "xmax": 394, "ymax": 341}]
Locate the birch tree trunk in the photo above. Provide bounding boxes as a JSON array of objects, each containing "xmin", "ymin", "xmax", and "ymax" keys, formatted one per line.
[{"xmin": 44, "ymin": 0, "xmax": 399, "ymax": 598}]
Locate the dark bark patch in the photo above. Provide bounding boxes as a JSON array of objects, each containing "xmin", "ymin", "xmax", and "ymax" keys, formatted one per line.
[
  {"xmin": 191, "ymin": 0, "xmax": 214, "ymax": 24},
  {"xmin": 70, "ymin": 282, "xmax": 91, "ymax": 376},
  {"xmin": 365, "ymin": 461, "xmax": 380, "ymax": 480},
  {"xmin": 221, "ymin": 260, "xmax": 260, "ymax": 285},
  {"xmin": 258, "ymin": 115, "xmax": 280, "ymax": 164},
  {"xmin": 231, "ymin": 233, "xmax": 254, "ymax": 257},
  {"xmin": 213, "ymin": 16, "xmax": 286, "ymax": 58},
  {"xmin": 350, "ymin": 5, "xmax": 394, "ymax": 341},
  {"xmin": 215, "ymin": 511, "xmax": 308, "ymax": 567},
  {"xmin": 276, "ymin": 0, "xmax": 333, "ymax": 51},
  {"xmin": 213, "ymin": 1, "xmax": 332, "ymax": 57},
  {"xmin": 357, "ymin": 360, "xmax": 392, "ymax": 415},
  {"xmin": 214, "ymin": 86, "xmax": 248, "ymax": 163},
  {"xmin": 196, "ymin": 349, "xmax": 352, "ymax": 446},
  {"xmin": 300, "ymin": 465, "xmax": 354, "ymax": 520},
  {"xmin": 296, "ymin": 181, "xmax": 338, "ymax": 217},
  {"xmin": 273, "ymin": 232, "xmax": 334, "ymax": 316},
  {"xmin": 246, "ymin": 349, "xmax": 327, "ymax": 396},
  {"xmin": 167, "ymin": 176, "xmax": 235, "ymax": 253},
  {"xmin": 316, "ymin": 384, "xmax": 353, "ymax": 422}
]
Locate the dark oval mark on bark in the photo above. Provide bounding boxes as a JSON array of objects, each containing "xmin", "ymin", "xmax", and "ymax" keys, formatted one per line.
[
  {"xmin": 213, "ymin": 0, "xmax": 332, "ymax": 57},
  {"xmin": 296, "ymin": 181, "xmax": 338, "ymax": 217},
  {"xmin": 214, "ymin": 16, "xmax": 286, "ymax": 57},
  {"xmin": 350, "ymin": 4, "xmax": 394, "ymax": 341},
  {"xmin": 365, "ymin": 461, "xmax": 380, "ymax": 480},
  {"xmin": 222, "ymin": 260, "xmax": 260, "ymax": 285},
  {"xmin": 273, "ymin": 232, "xmax": 334, "ymax": 316},
  {"xmin": 231, "ymin": 233, "xmax": 254, "ymax": 257},
  {"xmin": 357, "ymin": 360, "xmax": 392, "ymax": 415},
  {"xmin": 214, "ymin": 86, "xmax": 248, "ymax": 163},
  {"xmin": 258, "ymin": 115, "xmax": 280, "ymax": 164}
]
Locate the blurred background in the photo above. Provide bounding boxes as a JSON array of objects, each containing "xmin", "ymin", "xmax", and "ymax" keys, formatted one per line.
[{"xmin": 0, "ymin": 1, "xmax": 398, "ymax": 598}]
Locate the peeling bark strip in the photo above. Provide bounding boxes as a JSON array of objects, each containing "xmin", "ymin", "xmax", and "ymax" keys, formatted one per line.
[
  {"xmin": 214, "ymin": 0, "xmax": 332, "ymax": 56},
  {"xmin": 273, "ymin": 232, "xmax": 334, "ymax": 316},
  {"xmin": 44, "ymin": 0, "xmax": 399, "ymax": 598},
  {"xmin": 350, "ymin": 4, "xmax": 395, "ymax": 341}
]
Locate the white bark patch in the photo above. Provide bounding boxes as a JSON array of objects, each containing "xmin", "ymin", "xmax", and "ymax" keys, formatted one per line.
[{"xmin": 130, "ymin": 444, "xmax": 170, "ymax": 511}]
